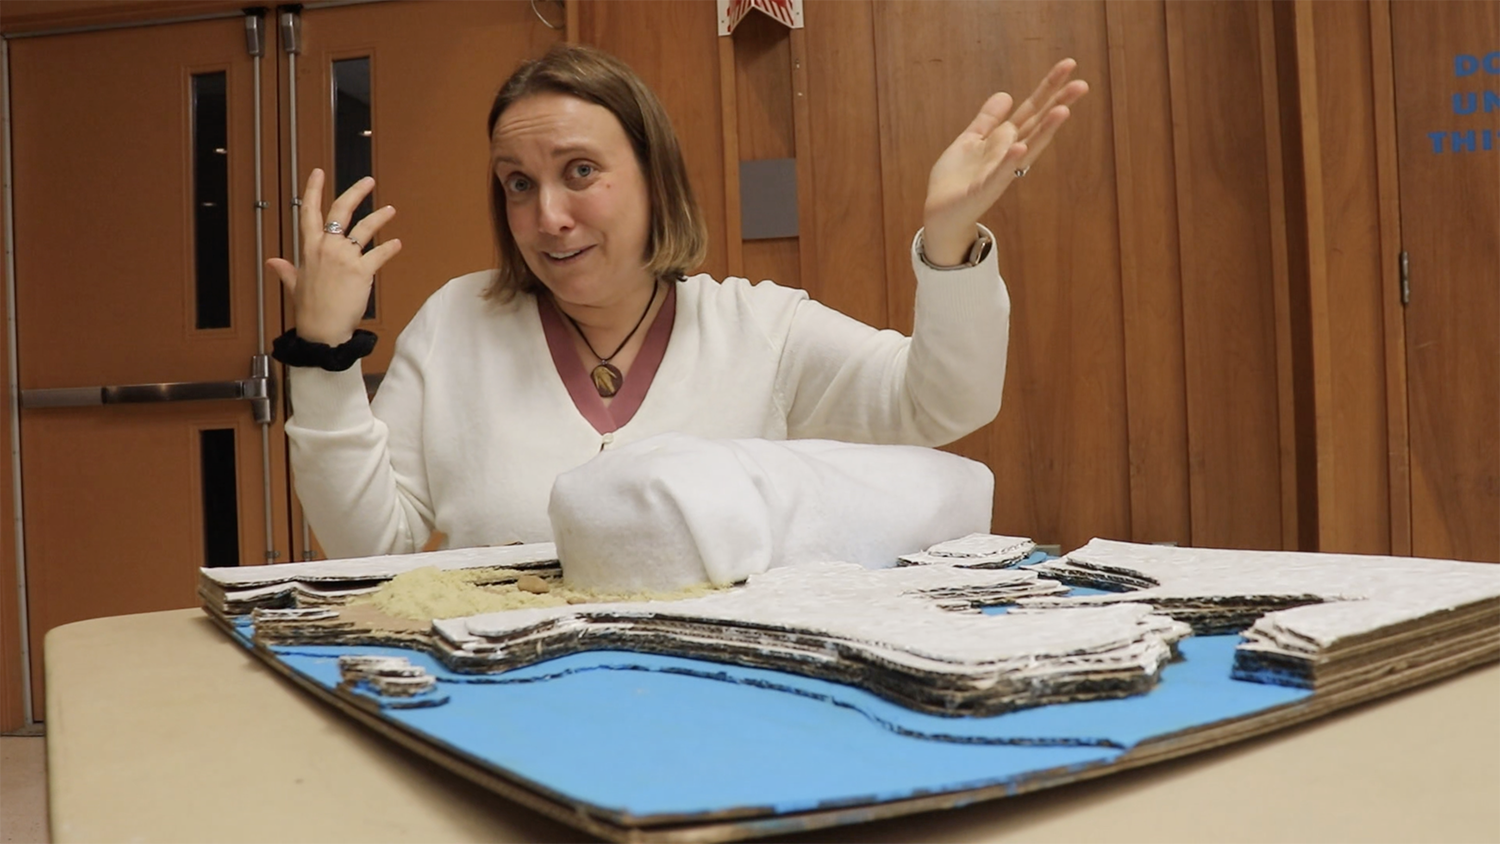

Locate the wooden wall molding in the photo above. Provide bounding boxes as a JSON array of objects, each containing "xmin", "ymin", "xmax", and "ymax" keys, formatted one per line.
[
  {"xmin": 730, "ymin": 11, "xmax": 800, "ymax": 290},
  {"xmin": 1, "ymin": 145, "xmax": 25, "ymax": 732},
  {"xmin": 1105, "ymin": 0, "xmax": 1191, "ymax": 546},
  {"xmin": 717, "ymin": 36, "xmax": 744, "ymax": 278},
  {"xmin": 801, "ymin": 0, "xmax": 884, "ymax": 328},
  {"xmin": 789, "ymin": 29, "xmax": 818, "ymax": 299},
  {"xmin": 0, "ymin": 0, "xmax": 248, "ymax": 36},
  {"xmin": 1273, "ymin": 0, "xmax": 1445, "ymax": 558},
  {"xmin": 1260, "ymin": 0, "xmax": 1304, "ymax": 552},
  {"xmin": 1367, "ymin": 0, "xmax": 1411, "ymax": 557},
  {"xmin": 1167, "ymin": 0, "xmax": 1286, "ymax": 551}
]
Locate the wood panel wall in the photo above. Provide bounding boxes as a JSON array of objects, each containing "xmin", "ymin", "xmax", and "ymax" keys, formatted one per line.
[
  {"xmin": 579, "ymin": 0, "xmax": 1306, "ymax": 552},
  {"xmin": 572, "ymin": 1, "xmax": 731, "ymax": 282},
  {"xmin": 1276, "ymin": 0, "xmax": 1407, "ymax": 556},
  {"xmin": 1387, "ymin": 0, "xmax": 1500, "ymax": 563},
  {"xmin": 1106, "ymin": 2, "xmax": 1191, "ymax": 549}
]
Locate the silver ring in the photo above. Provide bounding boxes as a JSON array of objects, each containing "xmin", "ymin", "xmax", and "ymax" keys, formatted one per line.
[
  {"xmin": 324, "ymin": 221, "xmax": 345, "ymax": 235},
  {"xmin": 1014, "ymin": 166, "xmax": 1030, "ymax": 178},
  {"xmin": 347, "ymin": 235, "xmax": 362, "ymax": 246}
]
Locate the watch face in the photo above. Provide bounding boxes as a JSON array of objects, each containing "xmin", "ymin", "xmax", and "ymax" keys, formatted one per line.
[
  {"xmin": 969, "ymin": 233, "xmax": 994, "ymax": 265},
  {"xmin": 920, "ymin": 230, "xmax": 991, "ymax": 270}
]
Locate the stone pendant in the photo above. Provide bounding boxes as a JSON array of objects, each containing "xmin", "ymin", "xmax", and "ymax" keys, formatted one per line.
[{"xmin": 591, "ymin": 362, "xmax": 623, "ymax": 398}]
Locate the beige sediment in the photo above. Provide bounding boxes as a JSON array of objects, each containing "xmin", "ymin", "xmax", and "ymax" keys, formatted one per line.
[{"xmin": 353, "ymin": 566, "xmax": 725, "ymax": 622}]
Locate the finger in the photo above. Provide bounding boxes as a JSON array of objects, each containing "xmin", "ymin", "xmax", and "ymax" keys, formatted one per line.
[
  {"xmin": 345, "ymin": 205, "xmax": 397, "ymax": 248},
  {"xmin": 962, "ymin": 92, "xmax": 1015, "ymax": 139},
  {"xmin": 299, "ymin": 168, "xmax": 326, "ymax": 248},
  {"xmin": 1010, "ymin": 58, "xmax": 1077, "ymax": 128},
  {"xmin": 359, "ymin": 238, "xmax": 404, "ymax": 274},
  {"xmin": 999, "ymin": 141, "xmax": 1029, "ymax": 175},
  {"xmin": 1055, "ymin": 78, "xmax": 1090, "ymax": 107},
  {"xmin": 1009, "ymin": 58, "xmax": 1078, "ymax": 132},
  {"xmin": 266, "ymin": 257, "xmax": 298, "ymax": 296},
  {"xmin": 982, "ymin": 117, "xmax": 1020, "ymax": 162},
  {"xmin": 969, "ymin": 141, "xmax": 1028, "ymax": 201},
  {"xmin": 979, "ymin": 140, "xmax": 1028, "ymax": 188},
  {"xmin": 1018, "ymin": 79, "xmax": 1089, "ymax": 136},
  {"xmin": 1014, "ymin": 105, "xmax": 1072, "ymax": 166},
  {"xmin": 326, "ymin": 176, "xmax": 376, "ymax": 232}
]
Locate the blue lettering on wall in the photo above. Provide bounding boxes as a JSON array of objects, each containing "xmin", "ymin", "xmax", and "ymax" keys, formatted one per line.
[
  {"xmin": 1433, "ymin": 56, "xmax": 1500, "ymax": 152},
  {"xmin": 1455, "ymin": 52, "xmax": 1500, "ymax": 76}
]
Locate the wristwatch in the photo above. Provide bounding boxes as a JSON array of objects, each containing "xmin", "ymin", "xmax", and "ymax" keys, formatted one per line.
[{"xmin": 917, "ymin": 228, "xmax": 994, "ymax": 270}]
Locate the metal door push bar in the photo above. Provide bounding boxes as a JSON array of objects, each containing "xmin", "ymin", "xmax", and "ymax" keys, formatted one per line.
[{"xmin": 20, "ymin": 355, "xmax": 278, "ymax": 424}]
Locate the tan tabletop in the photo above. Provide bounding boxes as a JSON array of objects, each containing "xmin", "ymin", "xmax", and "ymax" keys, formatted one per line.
[{"xmin": 46, "ymin": 608, "xmax": 1500, "ymax": 844}]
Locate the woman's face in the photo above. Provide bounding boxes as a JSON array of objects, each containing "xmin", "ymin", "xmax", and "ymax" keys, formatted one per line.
[{"xmin": 492, "ymin": 93, "xmax": 653, "ymax": 312}]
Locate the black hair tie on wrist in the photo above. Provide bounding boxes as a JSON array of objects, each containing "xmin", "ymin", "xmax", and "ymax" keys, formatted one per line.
[{"xmin": 271, "ymin": 328, "xmax": 378, "ymax": 372}]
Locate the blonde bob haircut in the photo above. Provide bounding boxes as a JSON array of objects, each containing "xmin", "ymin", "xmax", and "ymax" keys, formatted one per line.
[{"xmin": 485, "ymin": 44, "xmax": 709, "ymax": 302}]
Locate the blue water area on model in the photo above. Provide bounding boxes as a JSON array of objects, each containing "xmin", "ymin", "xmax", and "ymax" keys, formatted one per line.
[{"xmin": 237, "ymin": 594, "xmax": 1311, "ymax": 820}]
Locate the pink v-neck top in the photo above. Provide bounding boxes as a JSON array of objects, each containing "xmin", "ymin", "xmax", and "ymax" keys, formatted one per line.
[{"xmin": 537, "ymin": 283, "xmax": 677, "ymax": 435}]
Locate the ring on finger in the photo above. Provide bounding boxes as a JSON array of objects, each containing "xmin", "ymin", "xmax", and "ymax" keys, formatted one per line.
[
  {"xmin": 323, "ymin": 220, "xmax": 346, "ymax": 235},
  {"xmin": 346, "ymin": 234, "xmax": 363, "ymax": 247}
]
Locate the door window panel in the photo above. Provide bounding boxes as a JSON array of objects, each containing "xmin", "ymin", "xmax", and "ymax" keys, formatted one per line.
[
  {"xmin": 192, "ymin": 71, "xmax": 231, "ymax": 329},
  {"xmin": 332, "ymin": 56, "xmax": 377, "ymax": 319},
  {"xmin": 200, "ymin": 427, "xmax": 240, "ymax": 567}
]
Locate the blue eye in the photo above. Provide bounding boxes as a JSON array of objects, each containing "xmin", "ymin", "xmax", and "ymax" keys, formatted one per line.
[
  {"xmin": 503, "ymin": 175, "xmax": 531, "ymax": 193},
  {"xmin": 571, "ymin": 163, "xmax": 595, "ymax": 179}
]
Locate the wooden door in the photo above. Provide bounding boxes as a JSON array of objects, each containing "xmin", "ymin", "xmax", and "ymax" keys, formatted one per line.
[
  {"xmin": 1390, "ymin": 1, "xmax": 1500, "ymax": 563},
  {"xmin": 282, "ymin": 1, "xmax": 558, "ymax": 559},
  {"xmin": 10, "ymin": 16, "xmax": 286, "ymax": 713}
]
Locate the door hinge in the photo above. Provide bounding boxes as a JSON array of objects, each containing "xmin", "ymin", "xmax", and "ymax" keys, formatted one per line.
[{"xmin": 1399, "ymin": 250, "xmax": 1410, "ymax": 306}]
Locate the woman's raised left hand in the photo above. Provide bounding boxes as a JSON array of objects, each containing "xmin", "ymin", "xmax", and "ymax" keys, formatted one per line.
[{"xmin": 921, "ymin": 58, "xmax": 1089, "ymax": 266}]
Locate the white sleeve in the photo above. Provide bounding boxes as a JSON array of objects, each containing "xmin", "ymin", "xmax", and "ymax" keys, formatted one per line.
[
  {"xmin": 283, "ymin": 301, "xmax": 439, "ymax": 559},
  {"xmin": 776, "ymin": 225, "xmax": 1011, "ymax": 446}
]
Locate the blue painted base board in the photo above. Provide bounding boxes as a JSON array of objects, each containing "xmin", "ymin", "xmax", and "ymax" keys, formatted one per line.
[{"xmin": 230, "ymin": 612, "xmax": 1309, "ymax": 822}]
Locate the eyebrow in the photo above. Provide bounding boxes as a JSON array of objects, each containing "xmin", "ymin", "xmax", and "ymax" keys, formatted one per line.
[{"xmin": 492, "ymin": 144, "xmax": 597, "ymax": 166}]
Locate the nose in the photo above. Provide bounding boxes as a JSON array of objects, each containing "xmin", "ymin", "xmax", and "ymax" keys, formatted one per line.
[{"xmin": 536, "ymin": 183, "xmax": 574, "ymax": 235}]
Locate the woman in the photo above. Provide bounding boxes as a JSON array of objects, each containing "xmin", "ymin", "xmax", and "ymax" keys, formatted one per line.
[{"xmin": 268, "ymin": 44, "xmax": 1087, "ymax": 559}]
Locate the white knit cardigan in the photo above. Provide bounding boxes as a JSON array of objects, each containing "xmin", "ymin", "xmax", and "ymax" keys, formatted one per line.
[{"xmin": 286, "ymin": 227, "xmax": 1011, "ymax": 558}]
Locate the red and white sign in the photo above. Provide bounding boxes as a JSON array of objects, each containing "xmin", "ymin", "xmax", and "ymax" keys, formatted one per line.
[{"xmin": 718, "ymin": 0, "xmax": 803, "ymax": 35}]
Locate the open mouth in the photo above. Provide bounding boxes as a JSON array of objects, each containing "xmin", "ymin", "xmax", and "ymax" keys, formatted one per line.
[{"xmin": 544, "ymin": 246, "xmax": 593, "ymax": 264}]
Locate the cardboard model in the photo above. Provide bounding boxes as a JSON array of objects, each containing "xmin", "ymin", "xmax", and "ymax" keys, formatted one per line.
[{"xmin": 200, "ymin": 537, "xmax": 1500, "ymax": 843}]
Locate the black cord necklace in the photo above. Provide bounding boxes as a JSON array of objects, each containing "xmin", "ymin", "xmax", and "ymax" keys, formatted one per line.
[{"xmin": 561, "ymin": 281, "xmax": 659, "ymax": 398}]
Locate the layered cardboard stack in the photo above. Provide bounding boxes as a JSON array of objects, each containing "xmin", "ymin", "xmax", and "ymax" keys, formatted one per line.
[
  {"xmin": 430, "ymin": 561, "xmax": 1190, "ymax": 716},
  {"xmin": 1025, "ymin": 539, "xmax": 1500, "ymax": 690},
  {"xmin": 210, "ymin": 546, "xmax": 1197, "ymax": 716},
  {"xmin": 199, "ymin": 543, "xmax": 563, "ymax": 618}
]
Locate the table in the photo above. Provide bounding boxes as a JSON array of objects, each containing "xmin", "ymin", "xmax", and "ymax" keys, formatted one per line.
[{"xmin": 45, "ymin": 608, "xmax": 1500, "ymax": 843}]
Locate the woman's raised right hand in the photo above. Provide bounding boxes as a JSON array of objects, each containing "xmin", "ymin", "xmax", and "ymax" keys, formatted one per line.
[{"xmin": 266, "ymin": 168, "xmax": 402, "ymax": 345}]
